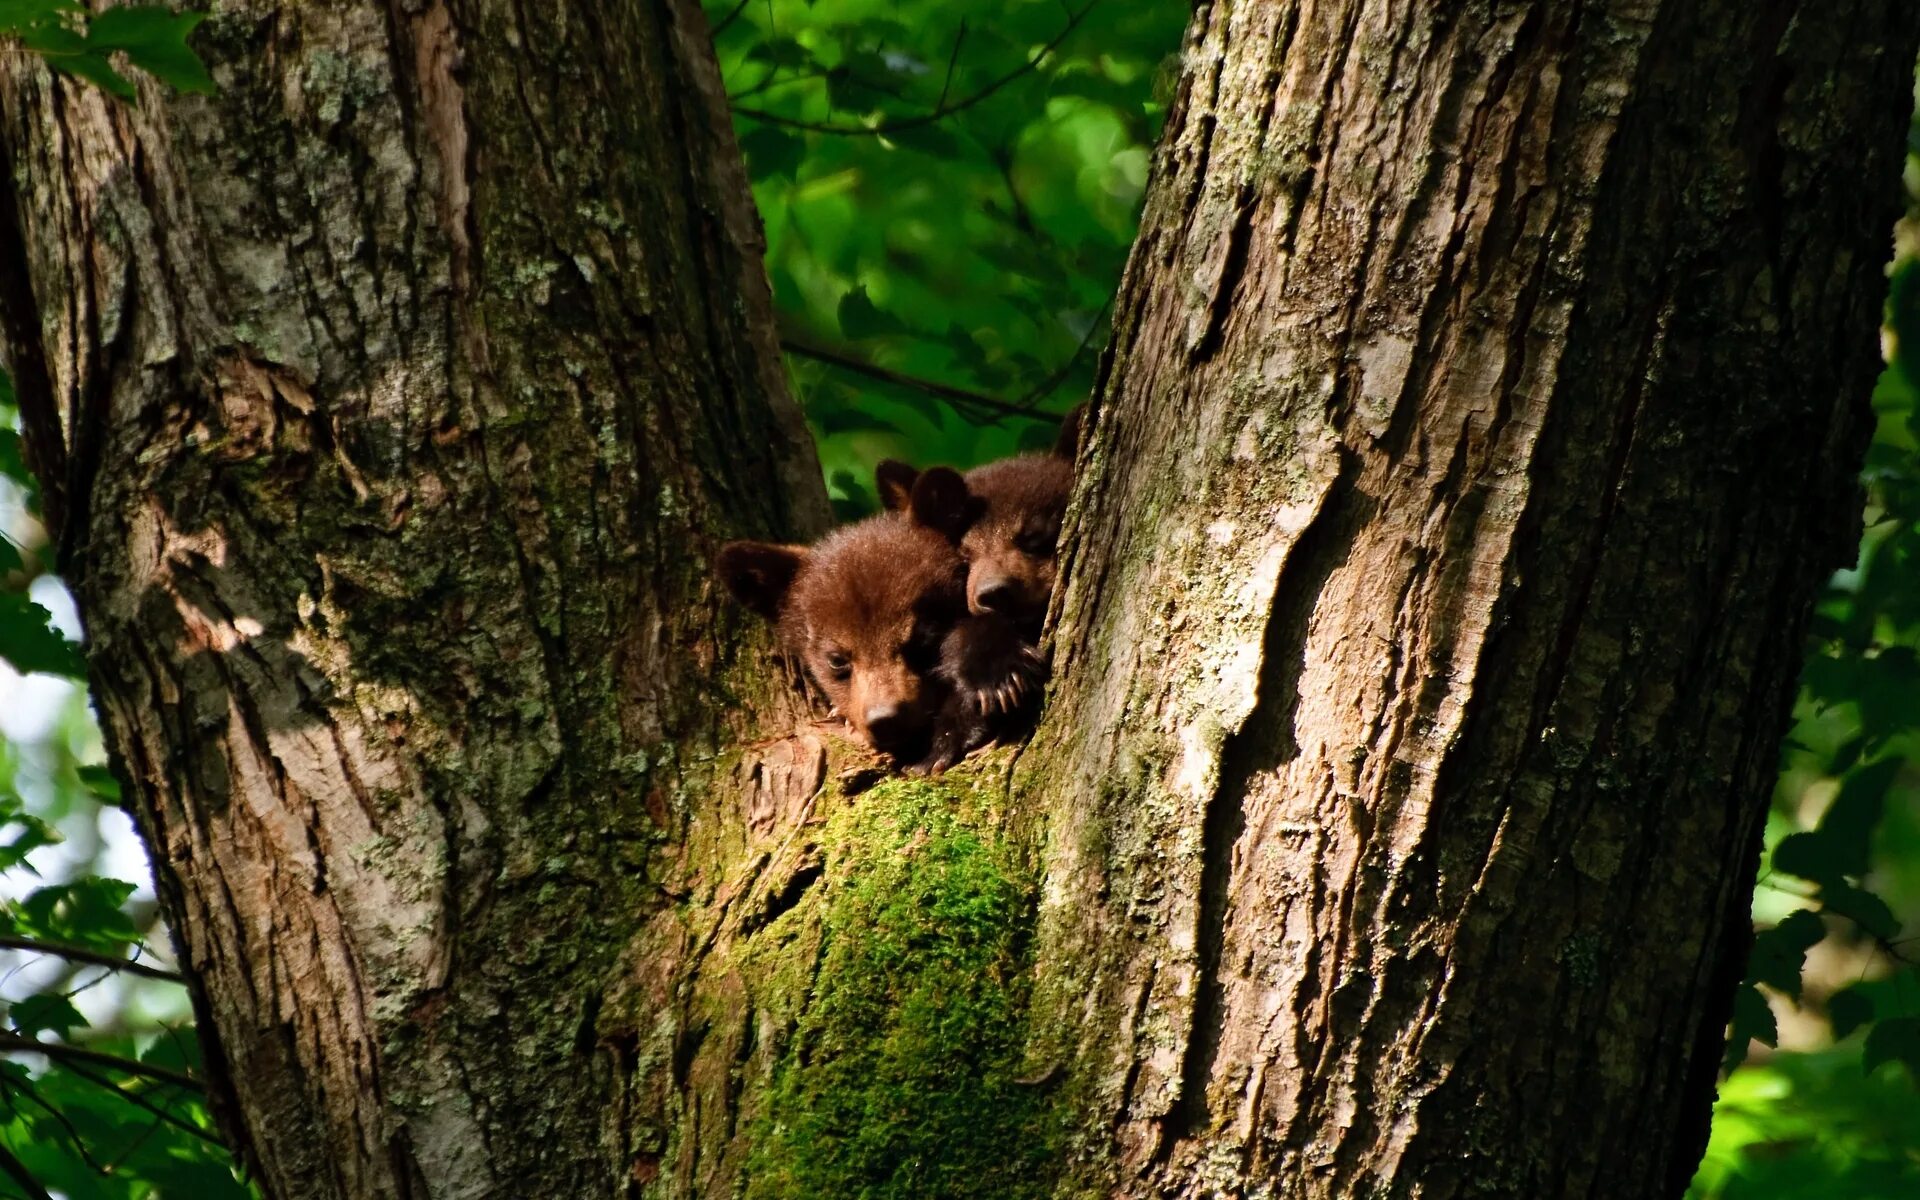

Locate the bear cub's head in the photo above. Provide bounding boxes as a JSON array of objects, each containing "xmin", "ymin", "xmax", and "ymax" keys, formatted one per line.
[
  {"xmin": 718, "ymin": 468, "xmax": 973, "ymax": 764},
  {"xmin": 875, "ymin": 405, "xmax": 1080, "ymax": 628}
]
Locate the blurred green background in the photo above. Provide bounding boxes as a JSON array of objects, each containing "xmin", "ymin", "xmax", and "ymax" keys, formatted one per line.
[{"xmin": 1, "ymin": 2, "xmax": 1917, "ymax": 1195}]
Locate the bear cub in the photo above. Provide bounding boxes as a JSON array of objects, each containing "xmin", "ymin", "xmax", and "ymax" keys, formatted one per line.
[
  {"xmin": 719, "ymin": 406, "xmax": 1082, "ymax": 774},
  {"xmin": 876, "ymin": 405, "xmax": 1079, "ymax": 632},
  {"xmin": 874, "ymin": 405, "xmax": 1081, "ymax": 743},
  {"xmin": 718, "ymin": 467, "xmax": 982, "ymax": 773}
]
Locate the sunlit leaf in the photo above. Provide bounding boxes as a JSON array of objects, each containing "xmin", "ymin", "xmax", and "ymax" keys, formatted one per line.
[{"xmin": 84, "ymin": 7, "xmax": 214, "ymax": 95}]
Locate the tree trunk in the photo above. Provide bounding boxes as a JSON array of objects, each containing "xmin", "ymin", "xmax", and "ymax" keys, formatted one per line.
[
  {"xmin": 2, "ymin": 3, "xmax": 1916, "ymax": 1200},
  {"xmin": 1021, "ymin": 2, "xmax": 1920, "ymax": 1197},
  {"xmin": 0, "ymin": 2, "xmax": 828, "ymax": 1197}
]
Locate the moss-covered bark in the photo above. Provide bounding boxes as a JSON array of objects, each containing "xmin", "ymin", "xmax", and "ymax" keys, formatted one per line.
[{"xmin": 1020, "ymin": 3, "xmax": 1920, "ymax": 1197}]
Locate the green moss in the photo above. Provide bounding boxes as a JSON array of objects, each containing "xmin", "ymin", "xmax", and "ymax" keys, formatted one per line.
[{"xmin": 746, "ymin": 777, "xmax": 1061, "ymax": 1200}]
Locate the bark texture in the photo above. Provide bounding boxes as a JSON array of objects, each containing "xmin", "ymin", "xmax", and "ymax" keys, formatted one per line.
[
  {"xmin": 1023, "ymin": 2, "xmax": 1920, "ymax": 1197},
  {"xmin": 0, "ymin": 3, "xmax": 826, "ymax": 1197}
]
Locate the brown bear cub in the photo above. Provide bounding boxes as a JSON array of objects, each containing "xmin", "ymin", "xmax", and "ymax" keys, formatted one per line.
[
  {"xmin": 875, "ymin": 405, "xmax": 1080, "ymax": 631},
  {"xmin": 717, "ymin": 467, "xmax": 983, "ymax": 773},
  {"xmin": 873, "ymin": 405, "xmax": 1082, "ymax": 746}
]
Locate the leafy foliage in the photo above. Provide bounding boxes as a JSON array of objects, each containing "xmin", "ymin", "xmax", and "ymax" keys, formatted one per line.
[
  {"xmin": 705, "ymin": 0, "xmax": 1186, "ymax": 515},
  {"xmin": 1692, "ymin": 1050, "xmax": 1920, "ymax": 1199},
  {"xmin": 0, "ymin": 0, "xmax": 1916, "ymax": 1195}
]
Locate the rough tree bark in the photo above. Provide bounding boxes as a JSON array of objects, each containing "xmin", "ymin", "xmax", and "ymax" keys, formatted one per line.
[
  {"xmin": 1022, "ymin": 2, "xmax": 1920, "ymax": 1198},
  {"xmin": 0, "ymin": 2, "xmax": 829, "ymax": 1197},
  {"xmin": 1, "ymin": 3, "xmax": 1915, "ymax": 1200}
]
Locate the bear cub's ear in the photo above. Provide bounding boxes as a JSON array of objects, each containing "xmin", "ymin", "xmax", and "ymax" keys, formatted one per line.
[
  {"xmin": 1053, "ymin": 403, "xmax": 1085, "ymax": 462},
  {"xmin": 907, "ymin": 466, "xmax": 975, "ymax": 543},
  {"xmin": 875, "ymin": 459, "xmax": 920, "ymax": 512},
  {"xmin": 717, "ymin": 541, "xmax": 808, "ymax": 620}
]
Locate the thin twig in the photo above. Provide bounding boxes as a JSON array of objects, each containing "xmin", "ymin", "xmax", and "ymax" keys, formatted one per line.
[
  {"xmin": 782, "ymin": 337, "xmax": 1038, "ymax": 421},
  {"xmin": 0, "ymin": 935, "xmax": 184, "ymax": 983},
  {"xmin": 63, "ymin": 1061, "xmax": 226, "ymax": 1148},
  {"xmin": 730, "ymin": 66, "xmax": 835, "ymax": 103},
  {"xmin": 0, "ymin": 1142, "xmax": 51, "ymax": 1200},
  {"xmin": 1006, "ymin": 296, "xmax": 1112, "ymax": 416},
  {"xmin": 0, "ymin": 1033, "xmax": 201, "ymax": 1091},
  {"xmin": 782, "ymin": 295, "xmax": 1106, "ymax": 427},
  {"xmin": 935, "ymin": 20, "xmax": 968, "ymax": 111},
  {"xmin": 0, "ymin": 1072, "xmax": 109, "ymax": 1173},
  {"xmin": 711, "ymin": 0, "xmax": 754, "ymax": 37},
  {"xmin": 101, "ymin": 1109, "xmax": 167, "ymax": 1175},
  {"xmin": 734, "ymin": 1, "xmax": 1097, "ymax": 136}
]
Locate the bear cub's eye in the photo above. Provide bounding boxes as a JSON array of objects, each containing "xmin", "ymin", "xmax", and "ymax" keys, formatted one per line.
[
  {"xmin": 825, "ymin": 650, "xmax": 852, "ymax": 680},
  {"xmin": 1015, "ymin": 527, "xmax": 1058, "ymax": 557}
]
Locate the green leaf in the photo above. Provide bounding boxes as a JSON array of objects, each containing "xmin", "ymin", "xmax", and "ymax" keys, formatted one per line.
[
  {"xmin": 837, "ymin": 285, "xmax": 906, "ymax": 340},
  {"xmin": 1818, "ymin": 756, "xmax": 1899, "ymax": 874},
  {"xmin": 1863, "ymin": 1015, "xmax": 1920, "ymax": 1079},
  {"xmin": 47, "ymin": 48, "xmax": 137, "ymax": 100},
  {"xmin": 1829, "ymin": 985, "xmax": 1875, "ymax": 1041},
  {"xmin": 84, "ymin": 7, "xmax": 214, "ymax": 95},
  {"xmin": 745, "ymin": 35, "xmax": 814, "ymax": 70},
  {"xmin": 1724, "ymin": 982, "xmax": 1776, "ymax": 1073},
  {"xmin": 0, "ymin": 428, "xmax": 27, "ymax": 484},
  {"xmin": 1892, "ymin": 259, "xmax": 1920, "ymax": 393},
  {"xmin": 0, "ymin": 535, "xmax": 22, "ymax": 573},
  {"xmin": 75, "ymin": 764, "xmax": 121, "ymax": 804},
  {"xmin": 9, "ymin": 992, "xmax": 88, "ymax": 1039},
  {"xmin": 1772, "ymin": 833, "xmax": 1847, "ymax": 886},
  {"xmin": 1745, "ymin": 909, "xmax": 1825, "ymax": 999},
  {"xmin": 740, "ymin": 126, "xmax": 807, "ymax": 180},
  {"xmin": 1819, "ymin": 880, "xmax": 1900, "ymax": 940},
  {"xmin": 0, "ymin": 810, "xmax": 61, "ymax": 872},
  {"xmin": 18, "ymin": 20, "xmax": 87, "ymax": 57},
  {"xmin": 0, "ymin": 591, "xmax": 86, "ymax": 678},
  {"xmin": 12, "ymin": 877, "xmax": 141, "ymax": 951}
]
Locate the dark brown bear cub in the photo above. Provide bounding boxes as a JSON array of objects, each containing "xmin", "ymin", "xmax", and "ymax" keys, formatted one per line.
[
  {"xmin": 875, "ymin": 405, "xmax": 1080, "ymax": 630},
  {"xmin": 717, "ymin": 468, "xmax": 975, "ymax": 771}
]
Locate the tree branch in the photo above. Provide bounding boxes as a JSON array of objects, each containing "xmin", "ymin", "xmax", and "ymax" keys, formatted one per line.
[
  {"xmin": 733, "ymin": 2, "xmax": 1097, "ymax": 136},
  {"xmin": 0, "ymin": 1142, "xmax": 52, "ymax": 1200},
  {"xmin": 781, "ymin": 337, "xmax": 1041, "ymax": 422},
  {"xmin": 711, "ymin": 0, "xmax": 754, "ymax": 37},
  {"xmin": 0, "ymin": 936, "xmax": 184, "ymax": 983},
  {"xmin": 64, "ymin": 1060, "xmax": 227, "ymax": 1149},
  {"xmin": 0, "ymin": 1033, "xmax": 202, "ymax": 1091}
]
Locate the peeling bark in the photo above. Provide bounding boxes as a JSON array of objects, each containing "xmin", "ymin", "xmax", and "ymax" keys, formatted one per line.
[{"xmin": 1023, "ymin": 2, "xmax": 1920, "ymax": 1197}]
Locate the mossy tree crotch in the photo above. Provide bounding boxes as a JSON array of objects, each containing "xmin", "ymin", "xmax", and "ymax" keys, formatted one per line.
[{"xmin": 2, "ymin": 2, "xmax": 1918, "ymax": 1199}]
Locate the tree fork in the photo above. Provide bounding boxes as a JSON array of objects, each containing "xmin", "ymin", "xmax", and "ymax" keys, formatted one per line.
[{"xmin": 4, "ymin": 1, "xmax": 1919, "ymax": 1199}]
